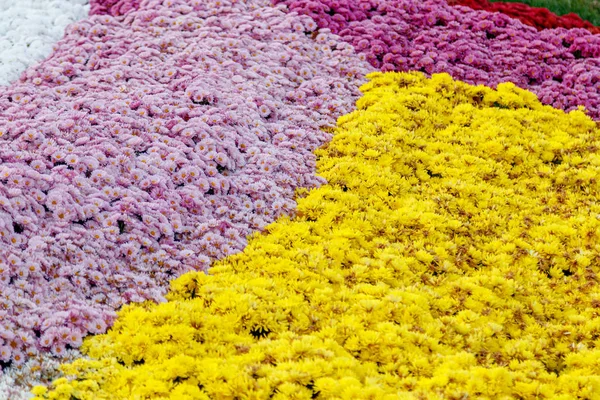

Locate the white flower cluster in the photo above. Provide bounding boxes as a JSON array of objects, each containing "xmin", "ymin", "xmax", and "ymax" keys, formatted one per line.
[
  {"xmin": 0, "ymin": 349, "xmax": 83, "ymax": 400},
  {"xmin": 0, "ymin": 0, "xmax": 89, "ymax": 86}
]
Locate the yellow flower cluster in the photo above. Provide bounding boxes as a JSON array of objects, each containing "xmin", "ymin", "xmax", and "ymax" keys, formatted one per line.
[{"xmin": 36, "ymin": 72, "xmax": 600, "ymax": 399}]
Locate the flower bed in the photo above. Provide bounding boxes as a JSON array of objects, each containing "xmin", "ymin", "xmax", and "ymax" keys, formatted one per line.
[
  {"xmin": 1, "ymin": 0, "xmax": 600, "ymax": 398},
  {"xmin": 447, "ymin": 0, "xmax": 600, "ymax": 33},
  {"xmin": 35, "ymin": 71, "xmax": 600, "ymax": 399},
  {"xmin": 276, "ymin": 0, "xmax": 600, "ymax": 121}
]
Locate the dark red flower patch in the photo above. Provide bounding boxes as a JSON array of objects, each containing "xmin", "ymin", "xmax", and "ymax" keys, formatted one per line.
[{"xmin": 447, "ymin": 0, "xmax": 600, "ymax": 33}]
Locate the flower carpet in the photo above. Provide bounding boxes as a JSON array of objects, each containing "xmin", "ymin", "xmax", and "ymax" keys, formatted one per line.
[{"xmin": 1, "ymin": 0, "xmax": 600, "ymax": 399}]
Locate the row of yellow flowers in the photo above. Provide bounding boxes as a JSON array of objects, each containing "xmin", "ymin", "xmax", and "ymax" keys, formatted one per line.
[{"xmin": 35, "ymin": 72, "xmax": 600, "ymax": 399}]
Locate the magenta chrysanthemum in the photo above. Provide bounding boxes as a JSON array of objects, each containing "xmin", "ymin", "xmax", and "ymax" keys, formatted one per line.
[{"xmin": 277, "ymin": 0, "xmax": 600, "ymax": 120}]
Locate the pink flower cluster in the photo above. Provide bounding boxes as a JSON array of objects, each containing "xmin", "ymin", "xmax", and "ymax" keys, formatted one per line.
[
  {"xmin": 276, "ymin": 0, "xmax": 600, "ymax": 120},
  {"xmin": 89, "ymin": 0, "xmax": 141, "ymax": 16},
  {"xmin": 0, "ymin": 0, "xmax": 372, "ymax": 367}
]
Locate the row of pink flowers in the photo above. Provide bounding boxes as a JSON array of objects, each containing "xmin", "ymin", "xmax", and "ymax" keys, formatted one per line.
[
  {"xmin": 0, "ymin": 0, "xmax": 373, "ymax": 367},
  {"xmin": 276, "ymin": 0, "xmax": 600, "ymax": 120}
]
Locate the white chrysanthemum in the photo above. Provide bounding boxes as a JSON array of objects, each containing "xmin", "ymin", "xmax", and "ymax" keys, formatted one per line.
[
  {"xmin": 0, "ymin": 349, "xmax": 84, "ymax": 400},
  {"xmin": 0, "ymin": 0, "xmax": 90, "ymax": 86}
]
